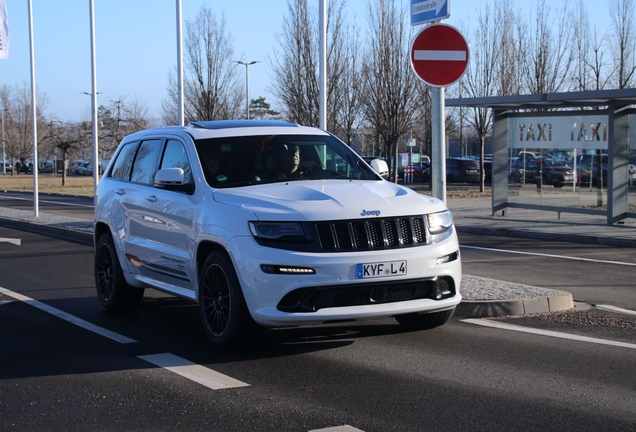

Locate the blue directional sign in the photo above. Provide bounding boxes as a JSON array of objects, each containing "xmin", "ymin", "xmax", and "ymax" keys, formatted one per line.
[{"xmin": 411, "ymin": 0, "xmax": 450, "ymax": 26}]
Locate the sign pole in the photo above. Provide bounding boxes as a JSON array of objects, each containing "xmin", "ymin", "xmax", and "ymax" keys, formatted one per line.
[{"xmin": 431, "ymin": 86, "xmax": 446, "ymax": 203}]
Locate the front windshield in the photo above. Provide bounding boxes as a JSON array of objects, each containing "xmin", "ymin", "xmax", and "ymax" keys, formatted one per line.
[{"xmin": 194, "ymin": 134, "xmax": 380, "ymax": 188}]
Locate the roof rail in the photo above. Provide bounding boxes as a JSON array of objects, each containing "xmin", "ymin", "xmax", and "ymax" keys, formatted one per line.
[{"xmin": 188, "ymin": 120, "xmax": 298, "ymax": 130}]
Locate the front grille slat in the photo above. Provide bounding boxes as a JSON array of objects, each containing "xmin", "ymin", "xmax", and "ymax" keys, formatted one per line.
[{"xmin": 315, "ymin": 216, "xmax": 427, "ymax": 251}]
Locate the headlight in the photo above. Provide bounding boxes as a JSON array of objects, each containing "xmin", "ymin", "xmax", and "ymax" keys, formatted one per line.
[
  {"xmin": 249, "ymin": 221, "xmax": 305, "ymax": 240},
  {"xmin": 427, "ymin": 210, "xmax": 453, "ymax": 234}
]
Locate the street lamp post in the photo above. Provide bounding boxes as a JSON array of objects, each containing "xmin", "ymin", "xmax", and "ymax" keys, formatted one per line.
[
  {"xmin": 1, "ymin": 108, "xmax": 7, "ymax": 175},
  {"xmin": 235, "ymin": 61, "xmax": 259, "ymax": 119}
]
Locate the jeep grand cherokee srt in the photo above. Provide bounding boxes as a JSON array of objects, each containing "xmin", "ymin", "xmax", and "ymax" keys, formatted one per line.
[{"xmin": 94, "ymin": 120, "xmax": 462, "ymax": 347}]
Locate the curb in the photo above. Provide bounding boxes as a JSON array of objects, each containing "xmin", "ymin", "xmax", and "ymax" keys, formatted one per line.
[{"xmin": 455, "ymin": 290, "xmax": 574, "ymax": 318}]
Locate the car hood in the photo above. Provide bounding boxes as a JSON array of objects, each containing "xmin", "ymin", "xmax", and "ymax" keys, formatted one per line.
[{"xmin": 212, "ymin": 180, "xmax": 447, "ymax": 221}]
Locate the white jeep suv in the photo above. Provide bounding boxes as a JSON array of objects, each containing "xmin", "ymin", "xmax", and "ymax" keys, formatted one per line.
[{"xmin": 94, "ymin": 120, "xmax": 462, "ymax": 347}]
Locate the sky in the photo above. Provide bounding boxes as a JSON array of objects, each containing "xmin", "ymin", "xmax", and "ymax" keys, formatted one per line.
[{"xmin": 0, "ymin": 0, "xmax": 614, "ymax": 123}]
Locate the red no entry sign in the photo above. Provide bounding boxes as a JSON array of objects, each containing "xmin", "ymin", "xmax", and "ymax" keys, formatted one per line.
[{"xmin": 410, "ymin": 23, "xmax": 469, "ymax": 87}]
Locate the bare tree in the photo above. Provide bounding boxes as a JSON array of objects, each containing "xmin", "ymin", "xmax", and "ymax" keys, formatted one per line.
[
  {"xmin": 333, "ymin": 16, "xmax": 364, "ymax": 145},
  {"xmin": 414, "ymin": 82, "xmax": 432, "ymax": 152},
  {"xmin": 609, "ymin": 0, "xmax": 636, "ymax": 88},
  {"xmin": 571, "ymin": 1, "xmax": 611, "ymax": 91},
  {"xmin": 497, "ymin": 0, "xmax": 524, "ymax": 95},
  {"xmin": 270, "ymin": 0, "xmax": 348, "ymax": 131},
  {"xmin": 162, "ymin": 6, "xmax": 243, "ymax": 124},
  {"xmin": 0, "ymin": 83, "xmax": 48, "ymax": 175},
  {"xmin": 270, "ymin": 0, "xmax": 318, "ymax": 126},
  {"xmin": 521, "ymin": 0, "xmax": 574, "ymax": 94},
  {"xmin": 460, "ymin": 4, "xmax": 501, "ymax": 192},
  {"xmin": 362, "ymin": 0, "xmax": 418, "ymax": 183},
  {"xmin": 98, "ymin": 96, "xmax": 149, "ymax": 157},
  {"xmin": 44, "ymin": 120, "xmax": 86, "ymax": 186}
]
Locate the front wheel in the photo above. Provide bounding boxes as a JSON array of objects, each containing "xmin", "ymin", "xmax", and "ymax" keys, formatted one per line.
[
  {"xmin": 94, "ymin": 232, "xmax": 144, "ymax": 311},
  {"xmin": 198, "ymin": 251, "xmax": 260, "ymax": 347},
  {"xmin": 395, "ymin": 308, "xmax": 455, "ymax": 330}
]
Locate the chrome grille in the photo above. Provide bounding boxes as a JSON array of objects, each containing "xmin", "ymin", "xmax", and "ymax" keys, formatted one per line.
[{"xmin": 315, "ymin": 216, "xmax": 427, "ymax": 251}]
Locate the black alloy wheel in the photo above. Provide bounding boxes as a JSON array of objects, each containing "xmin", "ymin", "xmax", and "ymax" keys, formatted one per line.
[
  {"xmin": 95, "ymin": 232, "xmax": 144, "ymax": 311},
  {"xmin": 198, "ymin": 251, "xmax": 260, "ymax": 347}
]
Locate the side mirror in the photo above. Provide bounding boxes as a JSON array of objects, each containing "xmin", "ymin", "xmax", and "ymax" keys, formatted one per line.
[
  {"xmin": 370, "ymin": 159, "xmax": 389, "ymax": 179},
  {"xmin": 154, "ymin": 167, "xmax": 195, "ymax": 194}
]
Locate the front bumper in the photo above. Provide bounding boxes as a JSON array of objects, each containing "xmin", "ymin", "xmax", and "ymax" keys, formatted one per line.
[{"xmin": 229, "ymin": 228, "xmax": 462, "ymax": 327}]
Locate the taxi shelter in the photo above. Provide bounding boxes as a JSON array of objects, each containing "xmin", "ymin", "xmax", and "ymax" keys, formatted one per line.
[{"xmin": 446, "ymin": 88, "xmax": 636, "ymax": 225}]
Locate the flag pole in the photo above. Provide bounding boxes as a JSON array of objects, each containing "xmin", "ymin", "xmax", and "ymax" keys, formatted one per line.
[
  {"xmin": 176, "ymin": 0, "xmax": 184, "ymax": 126},
  {"xmin": 28, "ymin": 0, "xmax": 38, "ymax": 217},
  {"xmin": 89, "ymin": 0, "xmax": 99, "ymax": 191}
]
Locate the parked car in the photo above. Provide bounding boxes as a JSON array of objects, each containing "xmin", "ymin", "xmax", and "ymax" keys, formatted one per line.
[
  {"xmin": 575, "ymin": 154, "xmax": 607, "ymax": 187},
  {"xmin": 94, "ymin": 120, "xmax": 462, "ymax": 347},
  {"xmin": 445, "ymin": 158, "xmax": 480, "ymax": 183},
  {"xmin": 76, "ymin": 162, "xmax": 93, "ymax": 176},
  {"xmin": 420, "ymin": 158, "xmax": 481, "ymax": 183},
  {"xmin": 509, "ymin": 158, "xmax": 576, "ymax": 187}
]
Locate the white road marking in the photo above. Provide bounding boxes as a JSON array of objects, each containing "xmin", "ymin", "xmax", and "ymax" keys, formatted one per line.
[
  {"xmin": 0, "ymin": 195, "xmax": 93, "ymax": 208},
  {"xmin": 309, "ymin": 426, "xmax": 364, "ymax": 432},
  {"xmin": 0, "ymin": 237, "xmax": 21, "ymax": 246},
  {"xmin": 414, "ymin": 49, "xmax": 466, "ymax": 61},
  {"xmin": 596, "ymin": 304, "xmax": 636, "ymax": 316},
  {"xmin": 138, "ymin": 353, "xmax": 249, "ymax": 390},
  {"xmin": 461, "ymin": 245, "xmax": 636, "ymax": 267},
  {"xmin": 0, "ymin": 286, "xmax": 136, "ymax": 344},
  {"xmin": 462, "ymin": 318, "xmax": 636, "ymax": 350}
]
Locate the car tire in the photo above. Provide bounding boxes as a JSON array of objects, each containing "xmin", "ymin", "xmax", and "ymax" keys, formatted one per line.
[
  {"xmin": 198, "ymin": 251, "xmax": 260, "ymax": 347},
  {"xmin": 395, "ymin": 308, "xmax": 455, "ymax": 330},
  {"xmin": 94, "ymin": 232, "xmax": 144, "ymax": 311}
]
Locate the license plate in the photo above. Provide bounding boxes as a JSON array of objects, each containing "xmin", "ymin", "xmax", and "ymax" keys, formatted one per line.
[
  {"xmin": 467, "ymin": 169, "xmax": 478, "ymax": 173},
  {"xmin": 356, "ymin": 260, "xmax": 407, "ymax": 279}
]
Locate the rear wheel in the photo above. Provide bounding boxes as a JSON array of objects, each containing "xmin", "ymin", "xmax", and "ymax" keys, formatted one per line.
[
  {"xmin": 395, "ymin": 308, "xmax": 455, "ymax": 330},
  {"xmin": 94, "ymin": 232, "xmax": 144, "ymax": 311},
  {"xmin": 198, "ymin": 251, "xmax": 260, "ymax": 347}
]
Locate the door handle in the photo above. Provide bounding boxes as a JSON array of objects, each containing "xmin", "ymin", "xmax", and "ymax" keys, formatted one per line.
[
  {"xmin": 115, "ymin": 189, "xmax": 125, "ymax": 195},
  {"xmin": 146, "ymin": 195, "xmax": 158, "ymax": 203}
]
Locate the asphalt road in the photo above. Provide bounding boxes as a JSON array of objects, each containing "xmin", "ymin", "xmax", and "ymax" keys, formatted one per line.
[{"xmin": 1, "ymin": 226, "xmax": 635, "ymax": 431}]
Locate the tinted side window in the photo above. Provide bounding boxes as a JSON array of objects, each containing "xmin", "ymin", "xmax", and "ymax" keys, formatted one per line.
[
  {"xmin": 160, "ymin": 139, "xmax": 193, "ymax": 184},
  {"xmin": 130, "ymin": 139, "xmax": 162, "ymax": 185},
  {"xmin": 110, "ymin": 142, "xmax": 139, "ymax": 180},
  {"xmin": 462, "ymin": 160, "xmax": 479, "ymax": 170}
]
